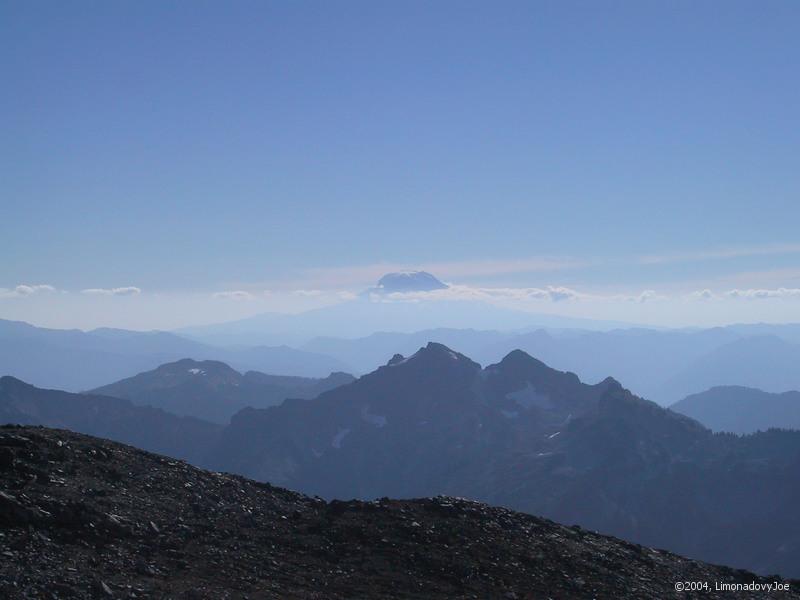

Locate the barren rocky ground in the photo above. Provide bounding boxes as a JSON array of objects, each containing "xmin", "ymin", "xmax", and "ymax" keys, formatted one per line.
[{"xmin": 1, "ymin": 425, "xmax": 797, "ymax": 599}]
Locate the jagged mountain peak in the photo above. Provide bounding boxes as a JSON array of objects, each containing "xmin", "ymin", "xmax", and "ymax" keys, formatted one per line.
[
  {"xmin": 418, "ymin": 340, "xmax": 467, "ymax": 357},
  {"xmin": 598, "ymin": 375, "xmax": 624, "ymax": 390},
  {"xmin": 387, "ymin": 353, "xmax": 406, "ymax": 366},
  {"xmin": 488, "ymin": 348, "xmax": 582, "ymax": 391},
  {"xmin": 384, "ymin": 342, "xmax": 481, "ymax": 372},
  {"xmin": 496, "ymin": 348, "xmax": 551, "ymax": 370}
]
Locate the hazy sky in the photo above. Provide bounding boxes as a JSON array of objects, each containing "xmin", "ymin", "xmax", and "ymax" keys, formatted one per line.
[{"xmin": 2, "ymin": 1, "xmax": 800, "ymax": 329}]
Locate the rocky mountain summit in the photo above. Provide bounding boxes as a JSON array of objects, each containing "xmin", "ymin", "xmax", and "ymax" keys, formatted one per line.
[
  {"xmin": 89, "ymin": 359, "xmax": 355, "ymax": 424},
  {"xmin": 2, "ymin": 426, "xmax": 796, "ymax": 599}
]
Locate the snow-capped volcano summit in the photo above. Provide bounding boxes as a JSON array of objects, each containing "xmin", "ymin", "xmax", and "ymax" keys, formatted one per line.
[{"xmin": 371, "ymin": 271, "xmax": 448, "ymax": 294}]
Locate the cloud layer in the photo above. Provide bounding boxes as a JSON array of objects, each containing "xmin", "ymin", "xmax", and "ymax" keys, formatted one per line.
[
  {"xmin": 725, "ymin": 287, "xmax": 800, "ymax": 300},
  {"xmin": 213, "ymin": 290, "xmax": 255, "ymax": 300},
  {"xmin": 81, "ymin": 287, "xmax": 142, "ymax": 296},
  {"xmin": 372, "ymin": 284, "xmax": 586, "ymax": 304},
  {"xmin": 0, "ymin": 284, "xmax": 56, "ymax": 298},
  {"xmin": 370, "ymin": 284, "xmax": 800, "ymax": 306}
]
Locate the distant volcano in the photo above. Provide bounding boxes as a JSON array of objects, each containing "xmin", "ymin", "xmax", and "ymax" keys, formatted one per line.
[
  {"xmin": 370, "ymin": 271, "xmax": 448, "ymax": 294},
  {"xmin": 180, "ymin": 270, "xmax": 630, "ymax": 346}
]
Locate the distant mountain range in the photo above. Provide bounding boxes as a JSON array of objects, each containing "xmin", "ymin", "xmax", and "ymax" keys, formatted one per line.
[
  {"xmin": 5, "ymin": 272, "xmax": 800, "ymax": 406},
  {"xmin": 90, "ymin": 358, "xmax": 354, "ymax": 424},
  {"xmin": 301, "ymin": 327, "xmax": 800, "ymax": 404},
  {"xmin": 659, "ymin": 335, "xmax": 800, "ymax": 401},
  {"xmin": 4, "ymin": 344, "xmax": 800, "ymax": 577},
  {"xmin": 178, "ymin": 271, "xmax": 634, "ymax": 346},
  {"xmin": 672, "ymin": 385, "xmax": 800, "ymax": 434},
  {"xmin": 0, "ymin": 318, "xmax": 352, "ymax": 391}
]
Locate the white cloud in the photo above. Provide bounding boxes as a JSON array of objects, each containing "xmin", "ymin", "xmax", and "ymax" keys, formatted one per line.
[
  {"xmin": 632, "ymin": 290, "xmax": 661, "ymax": 303},
  {"xmin": 529, "ymin": 286, "xmax": 583, "ymax": 302},
  {"xmin": 688, "ymin": 289, "xmax": 716, "ymax": 301},
  {"xmin": 213, "ymin": 290, "xmax": 254, "ymax": 300},
  {"xmin": 373, "ymin": 284, "xmax": 686, "ymax": 306},
  {"xmin": 81, "ymin": 287, "xmax": 141, "ymax": 296},
  {"xmin": 634, "ymin": 287, "xmax": 800, "ymax": 303},
  {"xmin": 373, "ymin": 284, "xmax": 586, "ymax": 304},
  {"xmin": 0, "ymin": 284, "xmax": 57, "ymax": 298},
  {"xmin": 725, "ymin": 287, "xmax": 800, "ymax": 300},
  {"xmin": 292, "ymin": 289, "xmax": 324, "ymax": 297}
]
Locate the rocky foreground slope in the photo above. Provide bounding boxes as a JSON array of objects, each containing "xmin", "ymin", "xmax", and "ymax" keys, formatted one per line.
[{"xmin": 1, "ymin": 426, "xmax": 797, "ymax": 599}]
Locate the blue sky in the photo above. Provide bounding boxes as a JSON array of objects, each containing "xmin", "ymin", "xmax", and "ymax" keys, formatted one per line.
[{"xmin": 2, "ymin": 1, "xmax": 800, "ymax": 329}]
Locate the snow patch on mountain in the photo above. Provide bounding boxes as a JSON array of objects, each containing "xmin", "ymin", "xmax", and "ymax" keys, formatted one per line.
[
  {"xmin": 507, "ymin": 383, "xmax": 552, "ymax": 410},
  {"xmin": 332, "ymin": 428, "xmax": 351, "ymax": 449},
  {"xmin": 361, "ymin": 405, "xmax": 388, "ymax": 427}
]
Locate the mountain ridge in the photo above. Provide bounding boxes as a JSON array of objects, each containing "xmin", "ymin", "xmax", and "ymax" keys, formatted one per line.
[
  {"xmin": 0, "ymin": 318, "xmax": 351, "ymax": 391},
  {"xmin": 89, "ymin": 358, "xmax": 355, "ymax": 424},
  {"xmin": 671, "ymin": 385, "xmax": 800, "ymax": 434},
  {"xmin": 0, "ymin": 375, "xmax": 220, "ymax": 466}
]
